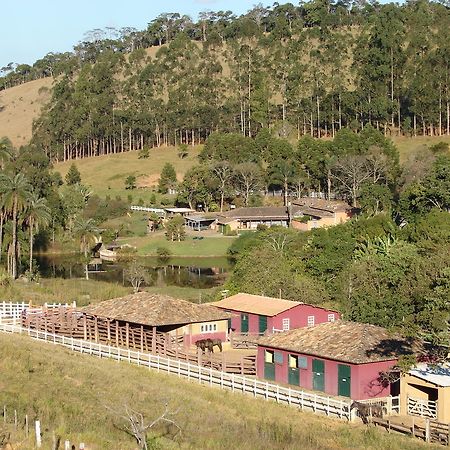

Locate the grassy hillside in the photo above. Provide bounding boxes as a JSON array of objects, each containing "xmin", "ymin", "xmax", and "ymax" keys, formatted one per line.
[
  {"xmin": 392, "ymin": 135, "xmax": 450, "ymax": 163},
  {"xmin": 0, "ymin": 77, "xmax": 52, "ymax": 147},
  {"xmin": 54, "ymin": 145, "xmax": 201, "ymax": 200},
  {"xmin": 0, "ymin": 332, "xmax": 434, "ymax": 450}
]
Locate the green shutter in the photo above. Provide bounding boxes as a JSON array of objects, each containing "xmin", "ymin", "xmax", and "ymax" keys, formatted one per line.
[
  {"xmin": 338, "ymin": 364, "xmax": 351, "ymax": 397},
  {"xmin": 312, "ymin": 359, "xmax": 325, "ymax": 392},
  {"xmin": 259, "ymin": 315, "xmax": 267, "ymax": 334},
  {"xmin": 241, "ymin": 313, "xmax": 248, "ymax": 333},
  {"xmin": 264, "ymin": 362, "xmax": 275, "ymax": 381}
]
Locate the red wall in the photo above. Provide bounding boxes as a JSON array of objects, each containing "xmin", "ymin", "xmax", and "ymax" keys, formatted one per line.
[
  {"xmin": 256, "ymin": 345, "xmax": 396, "ymax": 400},
  {"xmin": 226, "ymin": 304, "xmax": 340, "ymax": 334}
]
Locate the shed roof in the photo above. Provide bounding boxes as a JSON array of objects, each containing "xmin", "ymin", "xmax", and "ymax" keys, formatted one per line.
[
  {"xmin": 82, "ymin": 292, "xmax": 230, "ymax": 327},
  {"xmin": 409, "ymin": 364, "xmax": 450, "ymax": 387},
  {"xmin": 212, "ymin": 293, "xmax": 305, "ymax": 316},
  {"xmin": 258, "ymin": 321, "xmax": 415, "ymax": 364},
  {"xmin": 218, "ymin": 206, "xmax": 301, "ymax": 221},
  {"xmin": 292, "ymin": 198, "xmax": 351, "ymax": 213}
]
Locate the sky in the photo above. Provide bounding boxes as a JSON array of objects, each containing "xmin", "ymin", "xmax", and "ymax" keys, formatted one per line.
[{"xmin": 0, "ymin": 0, "xmax": 257, "ymax": 69}]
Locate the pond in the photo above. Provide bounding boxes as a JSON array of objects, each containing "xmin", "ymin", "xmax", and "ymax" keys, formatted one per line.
[{"xmin": 34, "ymin": 255, "xmax": 230, "ymax": 289}]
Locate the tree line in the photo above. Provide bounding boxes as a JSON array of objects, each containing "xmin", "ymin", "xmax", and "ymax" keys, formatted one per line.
[{"xmin": 17, "ymin": 0, "xmax": 448, "ymax": 162}]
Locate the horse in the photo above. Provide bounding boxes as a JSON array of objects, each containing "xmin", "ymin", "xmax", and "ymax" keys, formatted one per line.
[
  {"xmin": 195, "ymin": 339, "xmax": 208, "ymax": 353},
  {"xmin": 350, "ymin": 401, "xmax": 384, "ymax": 424},
  {"xmin": 205, "ymin": 338, "xmax": 223, "ymax": 353}
]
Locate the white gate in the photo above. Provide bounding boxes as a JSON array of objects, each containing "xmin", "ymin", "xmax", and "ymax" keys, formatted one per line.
[{"xmin": 407, "ymin": 396, "xmax": 437, "ymax": 419}]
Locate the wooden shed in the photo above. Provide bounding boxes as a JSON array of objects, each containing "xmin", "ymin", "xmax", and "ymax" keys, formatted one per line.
[
  {"xmin": 81, "ymin": 292, "xmax": 230, "ymax": 348},
  {"xmin": 212, "ymin": 293, "xmax": 340, "ymax": 335},
  {"xmin": 400, "ymin": 363, "xmax": 450, "ymax": 422},
  {"xmin": 257, "ymin": 321, "xmax": 415, "ymax": 400}
]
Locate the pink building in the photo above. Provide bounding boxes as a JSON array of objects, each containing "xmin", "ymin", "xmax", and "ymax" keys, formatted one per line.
[
  {"xmin": 257, "ymin": 321, "xmax": 414, "ymax": 400},
  {"xmin": 212, "ymin": 293, "xmax": 340, "ymax": 335}
]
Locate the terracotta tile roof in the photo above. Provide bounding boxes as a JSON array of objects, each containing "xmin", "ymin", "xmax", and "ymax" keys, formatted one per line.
[
  {"xmin": 82, "ymin": 292, "xmax": 230, "ymax": 327},
  {"xmin": 212, "ymin": 293, "xmax": 303, "ymax": 316},
  {"xmin": 292, "ymin": 197, "xmax": 351, "ymax": 213},
  {"xmin": 258, "ymin": 321, "xmax": 416, "ymax": 364},
  {"xmin": 292, "ymin": 206, "xmax": 334, "ymax": 219}
]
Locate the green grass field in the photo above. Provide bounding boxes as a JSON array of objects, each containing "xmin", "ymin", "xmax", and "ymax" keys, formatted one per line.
[
  {"xmin": 0, "ymin": 333, "xmax": 434, "ymax": 450},
  {"xmin": 121, "ymin": 232, "xmax": 236, "ymax": 257},
  {"xmin": 392, "ymin": 135, "xmax": 450, "ymax": 162},
  {"xmin": 54, "ymin": 145, "xmax": 202, "ymax": 201}
]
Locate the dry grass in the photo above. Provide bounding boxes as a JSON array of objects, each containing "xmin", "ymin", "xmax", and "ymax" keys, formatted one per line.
[
  {"xmin": 0, "ymin": 332, "xmax": 436, "ymax": 449},
  {"xmin": 392, "ymin": 135, "xmax": 450, "ymax": 163},
  {"xmin": 0, "ymin": 77, "xmax": 52, "ymax": 147},
  {"xmin": 54, "ymin": 146, "xmax": 201, "ymax": 200}
]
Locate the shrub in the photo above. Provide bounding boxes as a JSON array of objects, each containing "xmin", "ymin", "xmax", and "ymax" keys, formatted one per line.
[
  {"xmin": 156, "ymin": 247, "xmax": 172, "ymax": 261},
  {"xmin": 138, "ymin": 148, "xmax": 150, "ymax": 159}
]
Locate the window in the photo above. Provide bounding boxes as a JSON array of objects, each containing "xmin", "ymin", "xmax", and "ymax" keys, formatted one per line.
[
  {"xmin": 282, "ymin": 318, "xmax": 290, "ymax": 331},
  {"xmin": 307, "ymin": 316, "xmax": 315, "ymax": 327},
  {"xmin": 265, "ymin": 350, "xmax": 274, "ymax": 363},
  {"xmin": 274, "ymin": 352, "xmax": 284, "ymax": 364},
  {"xmin": 289, "ymin": 354, "xmax": 298, "ymax": 369},
  {"xmin": 298, "ymin": 357, "xmax": 308, "ymax": 369},
  {"xmin": 200, "ymin": 323, "xmax": 217, "ymax": 333},
  {"xmin": 328, "ymin": 313, "xmax": 335, "ymax": 322}
]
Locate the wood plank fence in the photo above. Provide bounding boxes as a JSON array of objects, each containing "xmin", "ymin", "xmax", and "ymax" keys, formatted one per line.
[{"xmin": 0, "ymin": 322, "xmax": 353, "ymax": 421}]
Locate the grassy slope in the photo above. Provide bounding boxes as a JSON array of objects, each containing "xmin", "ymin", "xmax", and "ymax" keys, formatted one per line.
[
  {"xmin": 392, "ymin": 135, "xmax": 450, "ymax": 163},
  {"xmin": 0, "ymin": 333, "xmax": 433, "ymax": 450},
  {"xmin": 0, "ymin": 77, "xmax": 52, "ymax": 147}
]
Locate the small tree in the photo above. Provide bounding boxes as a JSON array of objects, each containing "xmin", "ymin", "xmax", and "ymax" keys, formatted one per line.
[
  {"xmin": 125, "ymin": 259, "xmax": 150, "ymax": 293},
  {"xmin": 165, "ymin": 216, "xmax": 186, "ymax": 242},
  {"xmin": 65, "ymin": 163, "xmax": 81, "ymax": 185},
  {"xmin": 177, "ymin": 143, "xmax": 189, "ymax": 159},
  {"xmin": 125, "ymin": 175, "xmax": 137, "ymax": 190},
  {"xmin": 158, "ymin": 163, "xmax": 177, "ymax": 194},
  {"xmin": 138, "ymin": 148, "xmax": 150, "ymax": 159}
]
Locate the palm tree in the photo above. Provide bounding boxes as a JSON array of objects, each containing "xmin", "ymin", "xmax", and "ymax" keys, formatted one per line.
[
  {"xmin": 26, "ymin": 192, "xmax": 51, "ymax": 273},
  {"xmin": 0, "ymin": 137, "xmax": 13, "ymax": 169},
  {"xmin": 73, "ymin": 217, "xmax": 99, "ymax": 280},
  {"xmin": 0, "ymin": 173, "xmax": 31, "ymax": 278}
]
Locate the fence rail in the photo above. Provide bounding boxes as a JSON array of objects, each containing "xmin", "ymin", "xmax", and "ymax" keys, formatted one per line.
[
  {"xmin": 408, "ymin": 396, "xmax": 438, "ymax": 419},
  {"xmin": 0, "ymin": 322, "xmax": 352, "ymax": 421}
]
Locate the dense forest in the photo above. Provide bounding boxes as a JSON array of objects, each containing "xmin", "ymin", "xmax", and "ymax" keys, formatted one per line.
[{"xmin": 1, "ymin": 1, "xmax": 448, "ymax": 161}]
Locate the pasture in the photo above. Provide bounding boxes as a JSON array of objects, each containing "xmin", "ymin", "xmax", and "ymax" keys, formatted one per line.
[{"xmin": 0, "ymin": 332, "xmax": 435, "ymax": 449}]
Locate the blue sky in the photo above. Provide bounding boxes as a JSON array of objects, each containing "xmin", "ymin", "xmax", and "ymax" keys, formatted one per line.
[{"xmin": 0, "ymin": 0, "xmax": 257, "ymax": 68}]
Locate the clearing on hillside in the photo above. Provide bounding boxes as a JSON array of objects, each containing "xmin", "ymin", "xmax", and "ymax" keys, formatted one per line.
[{"xmin": 0, "ymin": 77, "xmax": 52, "ymax": 147}]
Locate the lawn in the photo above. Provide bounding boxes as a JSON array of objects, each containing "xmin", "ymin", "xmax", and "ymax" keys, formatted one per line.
[
  {"xmin": 54, "ymin": 145, "xmax": 201, "ymax": 201},
  {"xmin": 0, "ymin": 332, "xmax": 434, "ymax": 450},
  {"xmin": 392, "ymin": 135, "xmax": 450, "ymax": 163},
  {"xmin": 121, "ymin": 232, "xmax": 236, "ymax": 257}
]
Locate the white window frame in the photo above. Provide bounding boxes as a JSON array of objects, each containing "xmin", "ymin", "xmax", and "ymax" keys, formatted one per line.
[
  {"xmin": 200, "ymin": 322, "xmax": 217, "ymax": 334},
  {"xmin": 282, "ymin": 318, "xmax": 290, "ymax": 331},
  {"xmin": 328, "ymin": 313, "xmax": 335, "ymax": 322},
  {"xmin": 307, "ymin": 316, "xmax": 315, "ymax": 327}
]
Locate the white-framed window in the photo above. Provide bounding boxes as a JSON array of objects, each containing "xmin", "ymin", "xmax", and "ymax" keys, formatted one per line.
[
  {"xmin": 201, "ymin": 323, "xmax": 217, "ymax": 333},
  {"xmin": 328, "ymin": 313, "xmax": 335, "ymax": 322},
  {"xmin": 282, "ymin": 318, "xmax": 290, "ymax": 331},
  {"xmin": 307, "ymin": 316, "xmax": 315, "ymax": 327}
]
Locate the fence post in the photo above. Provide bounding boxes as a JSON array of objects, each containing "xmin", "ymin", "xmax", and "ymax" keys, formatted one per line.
[
  {"xmin": 64, "ymin": 441, "xmax": 70, "ymax": 450},
  {"xmin": 25, "ymin": 414, "xmax": 29, "ymax": 437},
  {"xmin": 425, "ymin": 418, "xmax": 430, "ymax": 443},
  {"xmin": 3, "ymin": 405, "xmax": 6, "ymax": 423},
  {"xmin": 35, "ymin": 420, "xmax": 42, "ymax": 448}
]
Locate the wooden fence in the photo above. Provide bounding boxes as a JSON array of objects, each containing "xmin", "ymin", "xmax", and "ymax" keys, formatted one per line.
[
  {"xmin": 20, "ymin": 305, "xmax": 257, "ymax": 376},
  {"xmin": 372, "ymin": 416, "xmax": 450, "ymax": 446},
  {"xmin": 0, "ymin": 322, "xmax": 353, "ymax": 421}
]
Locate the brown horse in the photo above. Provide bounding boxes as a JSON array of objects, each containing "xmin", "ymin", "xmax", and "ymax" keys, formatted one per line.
[{"xmin": 195, "ymin": 338, "xmax": 223, "ymax": 353}]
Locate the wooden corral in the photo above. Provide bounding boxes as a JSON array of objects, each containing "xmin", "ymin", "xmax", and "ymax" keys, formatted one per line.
[{"xmin": 22, "ymin": 306, "xmax": 256, "ymax": 375}]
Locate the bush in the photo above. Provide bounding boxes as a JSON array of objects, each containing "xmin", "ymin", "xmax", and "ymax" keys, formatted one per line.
[
  {"xmin": 138, "ymin": 148, "xmax": 150, "ymax": 159},
  {"xmin": 256, "ymin": 224, "xmax": 268, "ymax": 231},
  {"xmin": 0, "ymin": 268, "xmax": 11, "ymax": 287},
  {"xmin": 156, "ymin": 247, "xmax": 172, "ymax": 261},
  {"xmin": 223, "ymin": 225, "xmax": 238, "ymax": 236}
]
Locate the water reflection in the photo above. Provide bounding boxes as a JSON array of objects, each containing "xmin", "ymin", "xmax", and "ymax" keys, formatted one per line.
[{"xmin": 35, "ymin": 255, "xmax": 229, "ymax": 289}]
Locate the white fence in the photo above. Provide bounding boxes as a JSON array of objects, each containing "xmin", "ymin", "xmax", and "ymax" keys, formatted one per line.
[
  {"xmin": 0, "ymin": 322, "xmax": 352, "ymax": 421},
  {"xmin": 0, "ymin": 301, "xmax": 75, "ymax": 323}
]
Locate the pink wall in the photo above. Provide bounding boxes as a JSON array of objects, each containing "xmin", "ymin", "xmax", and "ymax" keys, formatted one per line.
[
  {"xmin": 225, "ymin": 304, "xmax": 340, "ymax": 334},
  {"xmin": 272, "ymin": 305, "xmax": 341, "ymax": 331},
  {"xmin": 257, "ymin": 345, "xmax": 396, "ymax": 400}
]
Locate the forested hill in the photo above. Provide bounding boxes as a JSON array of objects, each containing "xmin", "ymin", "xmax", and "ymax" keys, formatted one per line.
[{"xmin": 2, "ymin": 1, "xmax": 449, "ymax": 161}]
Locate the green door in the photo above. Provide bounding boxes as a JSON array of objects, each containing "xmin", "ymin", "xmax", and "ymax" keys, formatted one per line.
[
  {"xmin": 312, "ymin": 359, "xmax": 325, "ymax": 392},
  {"xmin": 241, "ymin": 313, "xmax": 249, "ymax": 333},
  {"xmin": 259, "ymin": 315, "xmax": 267, "ymax": 334},
  {"xmin": 227, "ymin": 317, "xmax": 232, "ymax": 330},
  {"xmin": 264, "ymin": 362, "xmax": 275, "ymax": 381},
  {"xmin": 338, "ymin": 364, "xmax": 351, "ymax": 397}
]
